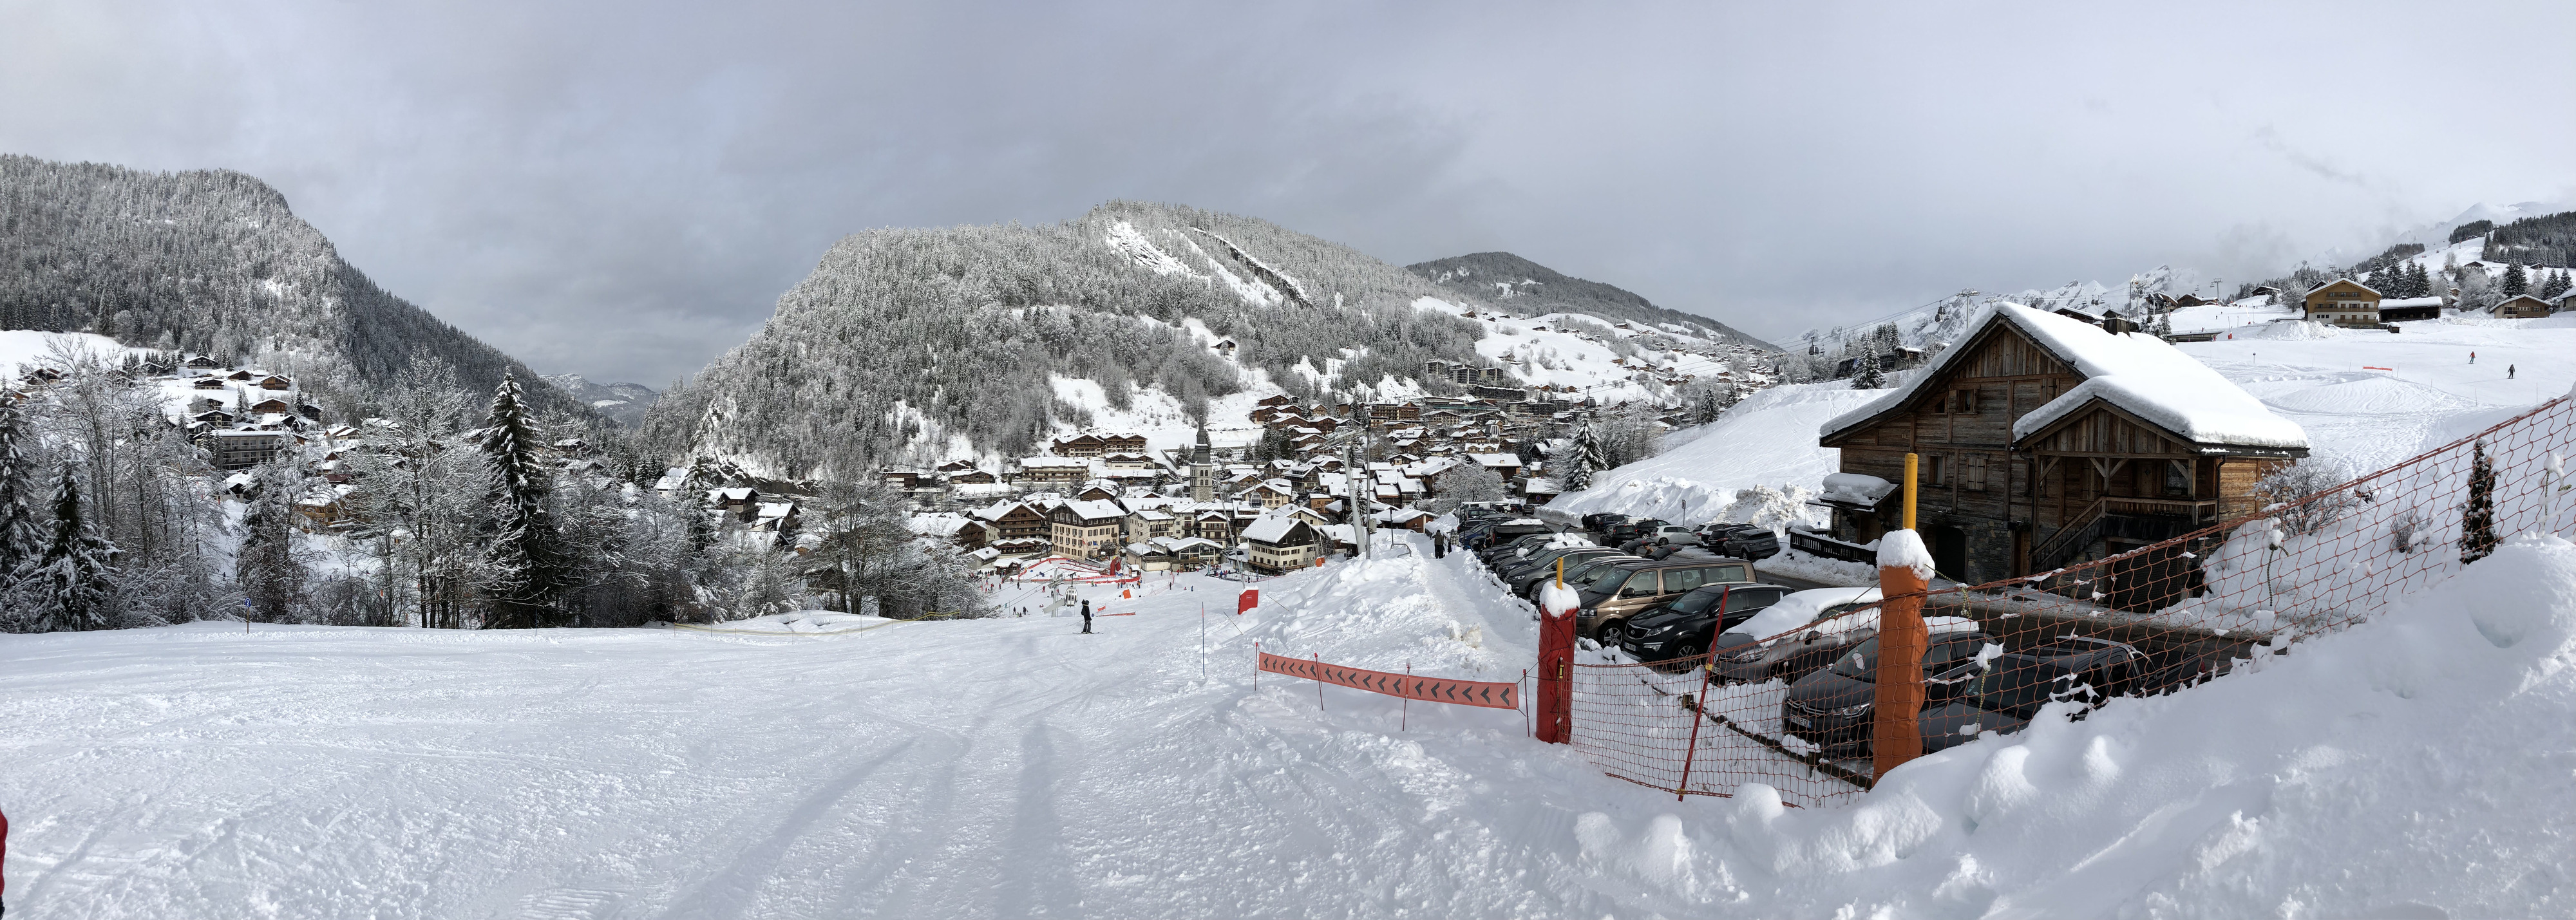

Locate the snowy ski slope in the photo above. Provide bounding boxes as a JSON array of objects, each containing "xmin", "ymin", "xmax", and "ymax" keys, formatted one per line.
[{"xmin": 7, "ymin": 532, "xmax": 2576, "ymax": 917}]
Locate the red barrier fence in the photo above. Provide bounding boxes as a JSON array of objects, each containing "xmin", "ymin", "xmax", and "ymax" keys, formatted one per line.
[
  {"xmin": 1569, "ymin": 393, "xmax": 2576, "ymax": 807},
  {"xmin": 1258, "ymin": 652, "xmax": 1522, "ymax": 709}
]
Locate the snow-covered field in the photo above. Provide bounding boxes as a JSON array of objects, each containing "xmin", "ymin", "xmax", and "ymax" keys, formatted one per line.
[{"xmin": 6, "ymin": 532, "xmax": 2576, "ymax": 917}]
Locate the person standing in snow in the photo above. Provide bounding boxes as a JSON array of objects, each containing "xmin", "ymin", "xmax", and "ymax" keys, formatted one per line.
[
  {"xmin": 2508, "ymin": 364, "xmax": 2516, "ymax": 379},
  {"xmin": 1080, "ymin": 599, "xmax": 1093, "ymax": 634},
  {"xmin": 2470, "ymin": 351, "xmax": 2476, "ymax": 364}
]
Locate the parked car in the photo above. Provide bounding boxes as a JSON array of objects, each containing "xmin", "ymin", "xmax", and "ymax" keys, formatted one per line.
[
  {"xmin": 1777, "ymin": 618, "xmax": 1993, "ymax": 758},
  {"xmin": 1717, "ymin": 528, "xmax": 1780, "ymax": 561},
  {"xmin": 1500, "ymin": 545, "xmax": 1618, "ymax": 582},
  {"xmin": 1913, "ymin": 637, "xmax": 2147, "ymax": 755},
  {"xmin": 1575, "ymin": 554, "xmax": 1757, "ymax": 644},
  {"xmin": 1479, "ymin": 532, "xmax": 1566, "ymax": 566},
  {"xmin": 1617, "ymin": 583, "xmax": 1794, "ymax": 666},
  {"xmin": 1604, "ymin": 518, "xmax": 1668, "ymax": 544},
  {"xmin": 1517, "ymin": 552, "xmax": 1647, "ymax": 598},
  {"xmin": 1580, "ymin": 512, "xmax": 1632, "ymax": 534},
  {"xmin": 1705, "ymin": 587, "xmax": 1888, "ymax": 684}
]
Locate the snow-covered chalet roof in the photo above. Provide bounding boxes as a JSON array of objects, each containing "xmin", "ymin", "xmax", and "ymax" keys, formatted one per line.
[
  {"xmin": 1821, "ymin": 305, "xmax": 2307, "ymax": 451},
  {"xmin": 1057, "ymin": 500, "xmax": 1125, "ymax": 522},
  {"xmin": 1242, "ymin": 514, "xmax": 1315, "ymax": 545}
]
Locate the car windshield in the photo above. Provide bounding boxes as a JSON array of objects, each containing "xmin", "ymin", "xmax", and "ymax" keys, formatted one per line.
[
  {"xmin": 1669, "ymin": 588, "xmax": 1722, "ymax": 615},
  {"xmin": 1830, "ymin": 636, "xmax": 1880, "ymax": 681},
  {"xmin": 1573, "ymin": 564, "xmax": 1632, "ymax": 590}
]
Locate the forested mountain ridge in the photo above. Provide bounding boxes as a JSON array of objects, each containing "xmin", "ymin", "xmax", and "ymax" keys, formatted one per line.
[
  {"xmin": 0, "ymin": 155, "xmax": 591, "ymax": 419},
  {"xmin": 543, "ymin": 375, "xmax": 659, "ymax": 429},
  {"xmin": 642, "ymin": 200, "xmax": 1501, "ymax": 480},
  {"xmin": 1407, "ymin": 251, "xmax": 1781, "ymax": 352}
]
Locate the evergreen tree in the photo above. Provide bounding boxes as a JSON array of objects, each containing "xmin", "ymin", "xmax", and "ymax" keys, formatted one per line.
[
  {"xmin": 2540, "ymin": 270, "xmax": 2570, "ymax": 301},
  {"xmin": 2407, "ymin": 261, "xmax": 2431, "ymax": 298},
  {"xmin": 15, "ymin": 463, "xmax": 122, "ymax": 631},
  {"xmin": 478, "ymin": 373, "xmax": 574, "ymax": 628},
  {"xmin": 2461, "ymin": 439, "xmax": 2497, "ymax": 565},
  {"xmin": 0, "ymin": 399, "xmax": 43, "ymax": 580},
  {"xmin": 2501, "ymin": 261, "xmax": 2528, "ymax": 297},
  {"xmin": 1851, "ymin": 350, "xmax": 1887, "ymax": 389},
  {"xmin": 234, "ymin": 462, "xmax": 308, "ymax": 623},
  {"xmin": 1562, "ymin": 423, "xmax": 1607, "ymax": 491}
]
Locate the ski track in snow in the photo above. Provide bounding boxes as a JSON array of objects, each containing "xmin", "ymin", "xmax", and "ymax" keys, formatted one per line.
[{"xmin": 10, "ymin": 532, "xmax": 2576, "ymax": 917}]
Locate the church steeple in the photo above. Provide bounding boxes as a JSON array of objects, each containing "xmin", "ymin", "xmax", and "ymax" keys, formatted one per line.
[{"xmin": 1189, "ymin": 424, "xmax": 1215, "ymax": 502}]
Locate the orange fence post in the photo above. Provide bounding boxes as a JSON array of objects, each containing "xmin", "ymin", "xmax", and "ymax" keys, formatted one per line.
[
  {"xmin": 1872, "ymin": 453, "xmax": 1929, "ymax": 785},
  {"xmin": 1536, "ymin": 558, "xmax": 1577, "ymax": 744}
]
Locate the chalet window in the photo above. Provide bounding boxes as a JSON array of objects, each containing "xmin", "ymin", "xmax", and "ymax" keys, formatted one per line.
[
  {"xmin": 2165, "ymin": 462, "xmax": 2190, "ymax": 496},
  {"xmin": 1954, "ymin": 388, "xmax": 1979, "ymax": 414},
  {"xmin": 1965, "ymin": 454, "xmax": 1988, "ymax": 491},
  {"xmin": 1928, "ymin": 455, "xmax": 1947, "ymax": 487}
]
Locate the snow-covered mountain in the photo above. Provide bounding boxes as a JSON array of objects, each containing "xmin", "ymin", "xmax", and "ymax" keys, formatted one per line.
[
  {"xmin": 1406, "ymin": 251, "xmax": 1781, "ymax": 352},
  {"xmin": 542, "ymin": 374, "xmax": 659, "ymax": 428},
  {"xmin": 644, "ymin": 200, "xmax": 1768, "ymax": 480},
  {"xmin": 0, "ymin": 154, "xmax": 592, "ymax": 418}
]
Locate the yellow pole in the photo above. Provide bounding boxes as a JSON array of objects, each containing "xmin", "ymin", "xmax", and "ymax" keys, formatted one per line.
[
  {"xmin": 1555, "ymin": 557, "xmax": 1564, "ymax": 589},
  {"xmin": 1903, "ymin": 453, "xmax": 1918, "ymax": 530}
]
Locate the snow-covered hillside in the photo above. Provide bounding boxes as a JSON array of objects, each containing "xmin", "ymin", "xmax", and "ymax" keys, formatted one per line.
[
  {"xmin": 8, "ymin": 530, "xmax": 2573, "ymax": 917},
  {"xmin": 1555, "ymin": 312, "xmax": 2576, "ymax": 525},
  {"xmin": 1541, "ymin": 380, "xmax": 1882, "ymax": 525}
]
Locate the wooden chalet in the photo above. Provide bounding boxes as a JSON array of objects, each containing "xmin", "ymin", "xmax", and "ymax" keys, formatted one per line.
[
  {"xmin": 2302, "ymin": 278, "xmax": 2382, "ymax": 328},
  {"xmin": 1817, "ymin": 306, "xmax": 2307, "ymax": 603},
  {"xmin": 2493, "ymin": 294, "xmax": 2554, "ymax": 319},
  {"xmin": 982, "ymin": 502, "xmax": 1052, "ymax": 543}
]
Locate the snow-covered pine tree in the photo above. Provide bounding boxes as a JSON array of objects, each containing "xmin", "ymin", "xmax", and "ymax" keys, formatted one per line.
[
  {"xmin": 235, "ymin": 461, "xmax": 308, "ymax": 623},
  {"xmin": 2500, "ymin": 261, "xmax": 2528, "ymax": 297},
  {"xmin": 1852, "ymin": 350, "xmax": 1887, "ymax": 389},
  {"xmin": 1563, "ymin": 423, "xmax": 1607, "ymax": 491},
  {"xmin": 2541, "ymin": 270, "xmax": 2571, "ymax": 301},
  {"xmin": 0, "ymin": 399, "xmax": 43, "ymax": 581},
  {"xmin": 478, "ymin": 373, "xmax": 574, "ymax": 628},
  {"xmin": 14, "ymin": 463, "xmax": 122, "ymax": 631},
  {"xmin": 2461, "ymin": 439, "xmax": 2497, "ymax": 565},
  {"xmin": 2407, "ymin": 261, "xmax": 2431, "ymax": 298}
]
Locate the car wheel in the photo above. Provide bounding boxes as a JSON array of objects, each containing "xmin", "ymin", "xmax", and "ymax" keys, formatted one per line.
[
  {"xmin": 1676, "ymin": 642, "xmax": 1703, "ymax": 662},
  {"xmin": 1597, "ymin": 620, "xmax": 1627, "ymax": 647}
]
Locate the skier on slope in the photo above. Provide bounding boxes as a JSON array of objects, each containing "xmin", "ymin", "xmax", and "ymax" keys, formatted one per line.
[{"xmin": 1080, "ymin": 599, "xmax": 1093, "ymax": 634}]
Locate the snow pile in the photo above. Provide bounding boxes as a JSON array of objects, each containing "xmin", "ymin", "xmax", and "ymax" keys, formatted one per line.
[
  {"xmin": 1544, "ymin": 381, "xmax": 1880, "ymax": 524},
  {"xmin": 1819, "ymin": 472, "xmax": 1894, "ymax": 506},
  {"xmin": 1722, "ymin": 534, "xmax": 2576, "ymax": 917},
  {"xmin": 1874, "ymin": 528, "xmax": 1935, "ymax": 580}
]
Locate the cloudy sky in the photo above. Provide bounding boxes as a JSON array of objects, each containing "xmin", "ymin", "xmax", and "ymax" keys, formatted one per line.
[{"xmin": 6, "ymin": 1, "xmax": 2571, "ymax": 384}]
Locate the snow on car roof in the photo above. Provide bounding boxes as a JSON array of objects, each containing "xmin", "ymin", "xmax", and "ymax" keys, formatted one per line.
[{"xmin": 1821, "ymin": 304, "xmax": 2307, "ymax": 450}]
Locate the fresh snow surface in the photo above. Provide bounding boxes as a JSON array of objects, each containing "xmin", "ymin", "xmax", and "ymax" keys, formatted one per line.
[
  {"xmin": 11, "ymin": 533, "xmax": 2575, "ymax": 917},
  {"xmin": 1543, "ymin": 380, "xmax": 1882, "ymax": 525},
  {"xmin": 0, "ymin": 330, "xmax": 136, "ymax": 374}
]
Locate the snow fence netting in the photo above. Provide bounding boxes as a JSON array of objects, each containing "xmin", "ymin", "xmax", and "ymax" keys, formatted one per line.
[{"xmin": 1571, "ymin": 392, "xmax": 2576, "ymax": 807}]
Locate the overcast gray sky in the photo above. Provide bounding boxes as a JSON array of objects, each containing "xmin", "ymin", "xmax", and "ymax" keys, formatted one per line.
[{"xmin": 6, "ymin": 1, "xmax": 2571, "ymax": 384}]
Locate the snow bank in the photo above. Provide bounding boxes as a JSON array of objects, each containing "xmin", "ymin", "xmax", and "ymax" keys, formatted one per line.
[{"xmin": 1719, "ymin": 535, "xmax": 2576, "ymax": 917}]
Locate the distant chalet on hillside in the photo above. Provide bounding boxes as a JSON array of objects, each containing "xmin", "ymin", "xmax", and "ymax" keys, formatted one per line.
[
  {"xmin": 1815, "ymin": 305, "xmax": 2307, "ymax": 604},
  {"xmin": 2302, "ymin": 278, "xmax": 2382, "ymax": 328}
]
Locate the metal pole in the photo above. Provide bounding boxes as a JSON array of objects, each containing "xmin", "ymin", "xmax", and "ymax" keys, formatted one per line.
[
  {"xmin": 1403, "ymin": 661, "xmax": 1410, "ymax": 731},
  {"xmin": 1315, "ymin": 653, "xmax": 1325, "ymax": 711},
  {"xmin": 1675, "ymin": 653, "xmax": 1714, "ymax": 801}
]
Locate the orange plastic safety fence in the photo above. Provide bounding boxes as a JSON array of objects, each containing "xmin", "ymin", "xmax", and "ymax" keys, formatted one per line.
[{"xmin": 1569, "ymin": 395, "xmax": 2576, "ymax": 807}]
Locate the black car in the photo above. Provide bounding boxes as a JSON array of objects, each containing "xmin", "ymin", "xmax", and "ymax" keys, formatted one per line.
[
  {"xmin": 1604, "ymin": 518, "xmax": 1667, "ymax": 543},
  {"xmin": 1480, "ymin": 532, "xmax": 1565, "ymax": 567},
  {"xmin": 1581, "ymin": 512, "xmax": 1632, "ymax": 534},
  {"xmin": 1784, "ymin": 634, "xmax": 2145, "ymax": 759},
  {"xmin": 1617, "ymin": 583, "xmax": 1792, "ymax": 666},
  {"xmin": 1776, "ymin": 623, "xmax": 1994, "ymax": 758},
  {"xmin": 1500, "ymin": 546, "xmax": 1618, "ymax": 583},
  {"xmin": 1515, "ymin": 553, "xmax": 1644, "ymax": 597},
  {"xmin": 1718, "ymin": 529, "xmax": 1780, "ymax": 561}
]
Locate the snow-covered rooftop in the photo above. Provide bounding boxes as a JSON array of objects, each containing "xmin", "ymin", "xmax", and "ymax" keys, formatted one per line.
[{"xmin": 1821, "ymin": 305, "xmax": 2308, "ymax": 451}]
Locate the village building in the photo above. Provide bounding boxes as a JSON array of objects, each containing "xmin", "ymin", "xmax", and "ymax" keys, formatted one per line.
[
  {"xmin": 1016, "ymin": 456, "xmax": 1090, "ymax": 485},
  {"xmin": 2376, "ymin": 296, "xmax": 2443, "ymax": 323},
  {"xmin": 978, "ymin": 501, "xmax": 1052, "ymax": 545},
  {"xmin": 1242, "ymin": 514, "xmax": 1322, "ymax": 574},
  {"xmin": 207, "ymin": 429, "xmax": 293, "ymax": 470},
  {"xmin": 1815, "ymin": 305, "xmax": 2307, "ymax": 602},
  {"xmin": 2492, "ymin": 294, "xmax": 2555, "ymax": 319},
  {"xmin": 1048, "ymin": 500, "xmax": 1126, "ymax": 559},
  {"xmin": 2302, "ymin": 278, "xmax": 2382, "ymax": 328}
]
